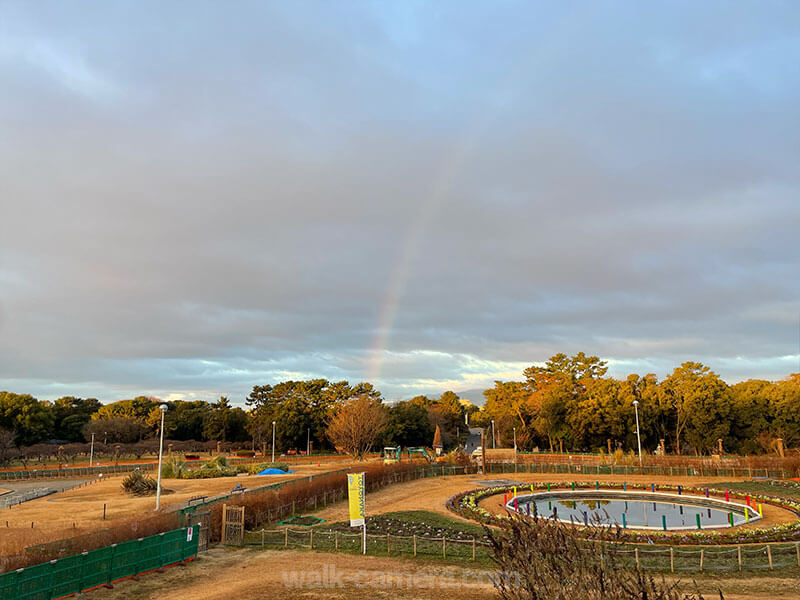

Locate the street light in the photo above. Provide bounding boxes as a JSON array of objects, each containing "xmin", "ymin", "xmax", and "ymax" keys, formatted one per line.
[
  {"xmin": 513, "ymin": 427, "xmax": 517, "ymax": 451},
  {"xmin": 272, "ymin": 421, "xmax": 277, "ymax": 463},
  {"xmin": 307, "ymin": 427, "xmax": 310, "ymax": 456},
  {"xmin": 89, "ymin": 433, "xmax": 95, "ymax": 467},
  {"xmin": 155, "ymin": 404, "xmax": 168, "ymax": 510},
  {"xmin": 491, "ymin": 420, "xmax": 496, "ymax": 449},
  {"xmin": 633, "ymin": 400, "xmax": 643, "ymax": 469}
]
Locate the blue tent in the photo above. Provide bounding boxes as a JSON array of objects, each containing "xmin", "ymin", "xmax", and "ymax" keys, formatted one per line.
[{"xmin": 256, "ymin": 467, "xmax": 293, "ymax": 475}]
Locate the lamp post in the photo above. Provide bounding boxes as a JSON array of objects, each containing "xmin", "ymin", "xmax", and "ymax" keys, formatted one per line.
[
  {"xmin": 307, "ymin": 427, "xmax": 310, "ymax": 456},
  {"xmin": 633, "ymin": 400, "xmax": 643, "ymax": 469},
  {"xmin": 491, "ymin": 420, "xmax": 496, "ymax": 449},
  {"xmin": 89, "ymin": 433, "xmax": 95, "ymax": 467},
  {"xmin": 155, "ymin": 404, "xmax": 168, "ymax": 510},
  {"xmin": 513, "ymin": 427, "xmax": 517, "ymax": 451},
  {"xmin": 272, "ymin": 420, "xmax": 276, "ymax": 463}
]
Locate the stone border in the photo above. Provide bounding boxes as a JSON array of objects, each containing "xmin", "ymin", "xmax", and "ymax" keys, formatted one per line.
[{"xmin": 446, "ymin": 481, "xmax": 800, "ymax": 545}]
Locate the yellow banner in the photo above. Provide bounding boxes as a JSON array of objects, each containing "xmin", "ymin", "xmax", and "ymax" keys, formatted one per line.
[{"xmin": 347, "ymin": 472, "xmax": 365, "ymax": 527}]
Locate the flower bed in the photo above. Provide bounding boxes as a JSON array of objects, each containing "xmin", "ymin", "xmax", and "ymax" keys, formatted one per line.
[{"xmin": 446, "ymin": 481, "xmax": 800, "ymax": 545}]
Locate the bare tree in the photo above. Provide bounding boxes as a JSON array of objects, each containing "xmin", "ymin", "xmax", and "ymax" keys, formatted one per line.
[
  {"xmin": 0, "ymin": 427, "xmax": 18, "ymax": 465},
  {"xmin": 326, "ymin": 395, "xmax": 386, "ymax": 459},
  {"xmin": 487, "ymin": 514, "xmax": 720, "ymax": 600}
]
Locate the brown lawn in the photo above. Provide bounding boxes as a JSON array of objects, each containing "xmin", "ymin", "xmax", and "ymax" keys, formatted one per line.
[
  {"xmin": 1, "ymin": 462, "xmax": 350, "ymax": 557},
  {"xmin": 81, "ymin": 547, "xmax": 800, "ymax": 600}
]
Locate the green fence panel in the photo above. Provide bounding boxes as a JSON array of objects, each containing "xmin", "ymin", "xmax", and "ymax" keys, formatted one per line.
[
  {"xmin": 0, "ymin": 527, "xmax": 197, "ymax": 600},
  {"xmin": 80, "ymin": 545, "xmax": 113, "ymax": 591}
]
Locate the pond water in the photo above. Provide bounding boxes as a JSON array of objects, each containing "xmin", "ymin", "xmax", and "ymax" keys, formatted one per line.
[{"xmin": 508, "ymin": 493, "xmax": 756, "ymax": 530}]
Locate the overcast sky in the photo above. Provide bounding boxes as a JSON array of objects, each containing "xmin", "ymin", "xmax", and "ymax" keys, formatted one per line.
[{"xmin": 1, "ymin": 1, "xmax": 799, "ymax": 405}]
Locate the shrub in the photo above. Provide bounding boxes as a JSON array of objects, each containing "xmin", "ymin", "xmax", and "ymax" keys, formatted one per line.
[
  {"xmin": 236, "ymin": 450, "xmax": 256, "ymax": 457},
  {"xmin": 191, "ymin": 455, "xmax": 236, "ymax": 478},
  {"xmin": 121, "ymin": 470, "xmax": 158, "ymax": 496},
  {"xmin": 160, "ymin": 455, "xmax": 187, "ymax": 479},
  {"xmin": 488, "ymin": 514, "xmax": 720, "ymax": 600}
]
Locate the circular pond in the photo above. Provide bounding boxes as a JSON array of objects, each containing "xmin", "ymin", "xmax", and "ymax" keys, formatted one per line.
[{"xmin": 506, "ymin": 491, "xmax": 760, "ymax": 531}]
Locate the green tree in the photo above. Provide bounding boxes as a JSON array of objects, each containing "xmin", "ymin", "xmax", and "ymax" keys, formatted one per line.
[
  {"xmin": 383, "ymin": 401, "xmax": 433, "ymax": 448},
  {"xmin": 203, "ymin": 396, "xmax": 233, "ymax": 442},
  {"xmin": 247, "ymin": 379, "xmax": 380, "ymax": 451},
  {"xmin": 0, "ymin": 392, "xmax": 53, "ymax": 445},
  {"xmin": 660, "ymin": 362, "xmax": 731, "ymax": 455},
  {"xmin": 52, "ymin": 396, "xmax": 102, "ymax": 442}
]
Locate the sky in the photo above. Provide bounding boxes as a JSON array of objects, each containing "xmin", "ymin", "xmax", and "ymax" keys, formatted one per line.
[{"xmin": 1, "ymin": 1, "xmax": 799, "ymax": 406}]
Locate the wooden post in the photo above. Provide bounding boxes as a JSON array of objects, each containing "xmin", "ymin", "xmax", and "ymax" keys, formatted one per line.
[
  {"xmin": 387, "ymin": 533, "xmax": 390, "ymax": 555},
  {"xmin": 284, "ymin": 527, "xmax": 288, "ymax": 547},
  {"xmin": 635, "ymin": 548, "xmax": 639, "ymax": 569},
  {"xmin": 472, "ymin": 537, "xmax": 476, "ymax": 561},
  {"xmin": 767, "ymin": 545, "xmax": 773, "ymax": 570},
  {"xmin": 221, "ymin": 504, "xmax": 227, "ymax": 545},
  {"xmin": 700, "ymin": 548, "xmax": 704, "ymax": 572},
  {"xmin": 738, "ymin": 546, "xmax": 742, "ymax": 571},
  {"xmin": 413, "ymin": 535, "xmax": 417, "ymax": 557},
  {"xmin": 442, "ymin": 536, "xmax": 446, "ymax": 558},
  {"xmin": 670, "ymin": 547, "xmax": 674, "ymax": 573},
  {"xmin": 310, "ymin": 529, "xmax": 313, "ymax": 549},
  {"xmin": 335, "ymin": 531, "xmax": 338, "ymax": 550},
  {"xmin": 261, "ymin": 529, "xmax": 265, "ymax": 547}
]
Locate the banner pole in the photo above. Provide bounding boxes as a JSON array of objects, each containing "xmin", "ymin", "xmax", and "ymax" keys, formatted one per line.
[{"xmin": 362, "ymin": 522, "xmax": 366, "ymax": 554}]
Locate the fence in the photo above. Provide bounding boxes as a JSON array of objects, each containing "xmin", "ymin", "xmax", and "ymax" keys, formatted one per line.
[
  {"xmin": 484, "ymin": 462, "xmax": 796, "ymax": 479},
  {"xmin": 180, "ymin": 463, "xmax": 479, "ymax": 519},
  {"xmin": 0, "ymin": 489, "xmax": 55, "ymax": 509},
  {"xmin": 244, "ymin": 527, "xmax": 800, "ymax": 573},
  {"xmin": 0, "ymin": 464, "xmax": 155, "ymax": 482},
  {"xmin": 246, "ymin": 528, "xmax": 491, "ymax": 562},
  {"xmin": 0, "ymin": 526, "xmax": 198, "ymax": 600}
]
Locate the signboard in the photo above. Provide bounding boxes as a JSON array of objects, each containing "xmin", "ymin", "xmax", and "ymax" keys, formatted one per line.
[
  {"xmin": 347, "ymin": 472, "xmax": 366, "ymax": 527},
  {"xmin": 186, "ymin": 526, "xmax": 194, "ymax": 542}
]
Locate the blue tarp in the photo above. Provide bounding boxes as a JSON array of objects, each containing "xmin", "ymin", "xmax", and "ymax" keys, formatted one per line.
[{"xmin": 256, "ymin": 468, "xmax": 293, "ymax": 475}]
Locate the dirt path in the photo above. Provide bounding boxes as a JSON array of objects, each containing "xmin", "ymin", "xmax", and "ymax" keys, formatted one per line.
[{"xmin": 81, "ymin": 548, "xmax": 800, "ymax": 600}]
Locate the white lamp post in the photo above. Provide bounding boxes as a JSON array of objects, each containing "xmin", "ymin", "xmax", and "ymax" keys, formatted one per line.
[
  {"xmin": 491, "ymin": 420, "xmax": 496, "ymax": 449},
  {"xmin": 155, "ymin": 404, "xmax": 168, "ymax": 510},
  {"xmin": 272, "ymin": 420, "xmax": 276, "ymax": 463},
  {"xmin": 633, "ymin": 400, "xmax": 643, "ymax": 469},
  {"xmin": 89, "ymin": 433, "xmax": 95, "ymax": 467}
]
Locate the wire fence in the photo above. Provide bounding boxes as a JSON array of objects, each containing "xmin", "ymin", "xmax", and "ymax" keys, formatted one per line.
[
  {"xmin": 0, "ymin": 463, "xmax": 156, "ymax": 481},
  {"xmin": 244, "ymin": 527, "xmax": 800, "ymax": 573},
  {"xmin": 484, "ymin": 462, "xmax": 796, "ymax": 479}
]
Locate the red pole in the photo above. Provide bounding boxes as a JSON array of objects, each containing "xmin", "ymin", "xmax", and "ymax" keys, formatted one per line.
[
  {"xmin": 746, "ymin": 494, "xmax": 750, "ymax": 507},
  {"xmin": 514, "ymin": 497, "xmax": 518, "ymax": 512}
]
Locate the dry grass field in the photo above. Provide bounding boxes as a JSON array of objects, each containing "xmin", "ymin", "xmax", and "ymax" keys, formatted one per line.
[
  {"xmin": 81, "ymin": 548, "xmax": 800, "ymax": 600},
  {"xmin": 0, "ymin": 461, "xmax": 345, "ymax": 559}
]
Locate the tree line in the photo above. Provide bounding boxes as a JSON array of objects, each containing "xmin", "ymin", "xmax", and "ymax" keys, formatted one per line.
[
  {"xmin": 1, "ymin": 352, "xmax": 797, "ymax": 459},
  {"xmin": 0, "ymin": 381, "xmax": 472, "ymax": 458},
  {"xmin": 475, "ymin": 353, "xmax": 800, "ymax": 456}
]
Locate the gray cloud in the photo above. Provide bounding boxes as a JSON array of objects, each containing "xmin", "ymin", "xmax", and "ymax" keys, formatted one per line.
[{"xmin": 1, "ymin": 1, "xmax": 798, "ymax": 404}]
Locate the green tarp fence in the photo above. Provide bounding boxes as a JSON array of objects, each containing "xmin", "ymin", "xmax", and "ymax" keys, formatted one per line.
[
  {"xmin": 0, "ymin": 526, "xmax": 198, "ymax": 600},
  {"xmin": 0, "ymin": 464, "xmax": 156, "ymax": 481}
]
